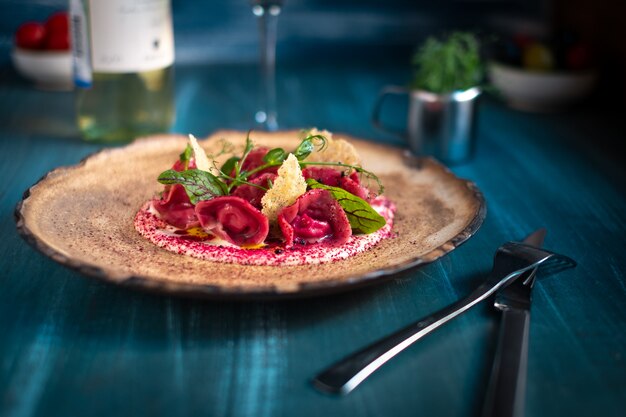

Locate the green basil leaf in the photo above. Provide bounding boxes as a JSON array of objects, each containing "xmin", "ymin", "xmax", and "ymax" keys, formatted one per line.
[
  {"xmin": 263, "ymin": 148, "xmax": 287, "ymax": 164},
  {"xmin": 306, "ymin": 179, "xmax": 386, "ymax": 234},
  {"xmin": 158, "ymin": 169, "xmax": 228, "ymax": 204},
  {"xmin": 220, "ymin": 156, "xmax": 240, "ymax": 175}
]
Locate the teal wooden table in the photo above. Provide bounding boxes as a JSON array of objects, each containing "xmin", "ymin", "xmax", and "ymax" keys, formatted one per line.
[{"xmin": 1, "ymin": 62, "xmax": 625, "ymax": 417}]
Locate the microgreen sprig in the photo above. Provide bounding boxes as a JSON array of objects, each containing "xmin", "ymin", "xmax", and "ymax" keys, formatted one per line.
[
  {"xmin": 158, "ymin": 131, "xmax": 384, "ymax": 202},
  {"xmin": 243, "ymin": 133, "xmax": 327, "ymax": 179},
  {"xmin": 207, "ymin": 138, "xmax": 235, "ymax": 159},
  {"xmin": 178, "ymin": 144, "xmax": 193, "ymax": 170},
  {"xmin": 214, "ymin": 131, "xmax": 257, "ymax": 192}
]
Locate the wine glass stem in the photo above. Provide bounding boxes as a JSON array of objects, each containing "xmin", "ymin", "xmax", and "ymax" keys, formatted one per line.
[{"xmin": 255, "ymin": 3, "xmax": 280, "ymax": 131}]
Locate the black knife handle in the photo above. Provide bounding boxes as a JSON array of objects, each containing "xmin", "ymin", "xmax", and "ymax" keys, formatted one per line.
[{"xmin": 482, "ymin": 309, "xmax": 531, "ymax": 417}]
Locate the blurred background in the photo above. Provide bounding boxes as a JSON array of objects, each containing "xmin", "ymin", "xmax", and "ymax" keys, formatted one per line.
[
  {"xmin": 1, "ymin": 0, "xmax": 624, "ymax": 86},
  {"xmin": 1, "ymin": 0, "xmax": 623, "ymax": 73},
  {"xmin": 0, "ymin": 0, "xmax": 624, "ymax": 146}
]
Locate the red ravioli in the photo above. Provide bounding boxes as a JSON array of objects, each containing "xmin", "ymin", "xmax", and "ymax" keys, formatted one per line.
[
  {"xmin": 153, "ymin": 184, "xmax": 199, "ymax": 230},
  {"xmin": 195, "ymin": 196, "xmax": 269, "ymax": 246},
  {"xmin": 278, "ymin": 189, "xmax": 351, "ymax": 248},
  {"xmin": 302, "ymin": 167, "xmax": 342, "ymax": 186},
  {"xmin": 302, "ymin": 167, "xmax": 370, "ymax": 200},
  {"xmin": 232, "ymin": 172, "xmax": 277, "ymax": 209},
  {"xmin": 171, "ymin": 158, "xmax": 197, "ymax": 172},
  {"xmin": 152, "ymin": 158, "xmax": 200, "ymax": 229}
]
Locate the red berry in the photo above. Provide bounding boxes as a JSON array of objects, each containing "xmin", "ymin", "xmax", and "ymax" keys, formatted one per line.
[
  {"xmin": 45, "ymin": 11, "xmax": 69, "ymax": 35},
  {"xmin": 15, "ymin": 22, "xmax": 46, "ymax": 49},
  {"xmin": 44, "ymin": 31, "xmax": 70, "ymax": 51}
]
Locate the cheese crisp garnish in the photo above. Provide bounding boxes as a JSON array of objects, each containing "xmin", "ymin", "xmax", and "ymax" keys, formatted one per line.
[
  {"xmin": 304, "ymin": 128, "xmax": 361, "ymax": 167},
  {"xmin": 261, "ymin": 153, "xmax": 306, "ymax": 222},
  {"xmin": 188, "ymin": 134, "xmax": 213, "ymax": 173}
]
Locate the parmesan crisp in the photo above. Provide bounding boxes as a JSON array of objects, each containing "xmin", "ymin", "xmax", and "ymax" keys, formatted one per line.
[
  {"xmin": 188, "ymin": 134, "xmax": 214, "ymax": 174},
  {"xmin": 305, "ymin": 128, "xmax": 361, "ymax": 166},
  {"xmin": 261, "ymin": 153, "xmax": 307, "ymax": 222}
]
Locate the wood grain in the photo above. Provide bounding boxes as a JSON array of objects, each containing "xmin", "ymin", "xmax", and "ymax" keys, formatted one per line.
[{"xmin": 0, "ymin": 63, "xmax": 625, "ymax": 417}]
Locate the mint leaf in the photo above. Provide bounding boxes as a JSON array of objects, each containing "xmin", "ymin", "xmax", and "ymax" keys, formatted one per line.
[
  {"xmin": 158, "ymin": 169, "xmax": 228, "ymax": 204},
  {"xmin": 306, "ymin": 179, "xmax": 386, "ymax": 234}
]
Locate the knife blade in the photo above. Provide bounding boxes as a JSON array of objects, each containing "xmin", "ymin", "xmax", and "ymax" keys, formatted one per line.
[{"xmin": 481, "ymin": 228, "xmax": 546, "ymax": 417}]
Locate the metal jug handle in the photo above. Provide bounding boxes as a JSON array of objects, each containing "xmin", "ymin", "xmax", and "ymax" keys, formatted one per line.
[{"xmin": 372, "ymin": 85, "xmax": 411, "ymax": 140}]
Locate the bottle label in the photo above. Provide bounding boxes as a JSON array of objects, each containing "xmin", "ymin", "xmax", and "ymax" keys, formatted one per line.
[
  {"xmin": 70, "ymin": 0, "xmax": 93, "ymax": 87},
  {"xmin": 89, "ymin": 0, "xmax": 174, "ymax": 73},
  {"xmin": 71, "ymin": 0, "xmax": 174, "ymax": 84}
]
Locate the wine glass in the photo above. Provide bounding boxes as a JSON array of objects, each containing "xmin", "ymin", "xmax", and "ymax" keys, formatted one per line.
[{"xmin": 251, "ymin": 0, "xmax": 282, "ymax": 131}]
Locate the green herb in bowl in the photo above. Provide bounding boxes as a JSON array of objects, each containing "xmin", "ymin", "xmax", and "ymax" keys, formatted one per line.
[{"xmin": 410, "ymin": 32, "xmax": 483, "ymax": 94}]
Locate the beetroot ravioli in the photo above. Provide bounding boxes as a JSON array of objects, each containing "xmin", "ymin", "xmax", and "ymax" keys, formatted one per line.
[
  {"xmin": 134, "ymin": 130, "xmax": 396, "ymax": 266},
  {"xmin": 278, "ymin": 189, "xmax": 351, "ymax": 247}
]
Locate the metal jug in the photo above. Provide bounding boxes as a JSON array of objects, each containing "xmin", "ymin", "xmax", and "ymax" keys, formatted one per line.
[{"xmin": 373, "ymin": 86, "xmax": 481, "ymax": 165}]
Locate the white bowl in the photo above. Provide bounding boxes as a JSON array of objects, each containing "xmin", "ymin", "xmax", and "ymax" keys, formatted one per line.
[
  {"xmin": 11, "ymin": 47, "xmax": 73, "ymax": 91},
  {"xmin": 489, "ymin": 62, "xmax": 596, "ymax": 112}
]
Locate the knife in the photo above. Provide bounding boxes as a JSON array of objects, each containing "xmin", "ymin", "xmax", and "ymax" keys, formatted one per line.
[
  {"xmin": 481, "ymin": 228, "xmax": 546, "ymax": 417},
  {"xmin": 313, "ymin": 229, "xmax": 578, "ymax": 395}
]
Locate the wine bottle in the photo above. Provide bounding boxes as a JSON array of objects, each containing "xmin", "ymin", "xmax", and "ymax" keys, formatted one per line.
[{"xmin": 70, "ymin": 0, "xmax": 175, "ymax": 143}]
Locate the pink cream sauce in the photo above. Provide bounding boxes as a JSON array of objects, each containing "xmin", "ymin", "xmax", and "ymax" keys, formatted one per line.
[{"xmin": 134, "ymin": 198, "xmax": 396, "ymax": 266}]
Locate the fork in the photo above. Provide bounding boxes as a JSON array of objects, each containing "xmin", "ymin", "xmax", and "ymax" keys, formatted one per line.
[{"xmin": 312, "ymin": 241, "xmax": 576, "ymax": 395}]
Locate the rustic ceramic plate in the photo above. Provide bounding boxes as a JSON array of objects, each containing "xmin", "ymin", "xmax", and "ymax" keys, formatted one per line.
[{"xmin": 16, "ymin": 130, "xmax": 485, "ymax": 299}]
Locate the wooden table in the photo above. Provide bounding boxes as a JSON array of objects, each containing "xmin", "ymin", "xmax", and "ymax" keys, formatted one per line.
[{"xmin": 1, "ymin": 62, "xmax": 624, "ymax": 417}]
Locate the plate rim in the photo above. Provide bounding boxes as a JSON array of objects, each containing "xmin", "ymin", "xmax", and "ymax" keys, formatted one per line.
[{"xmin": 14, "ymin": 135, "xmax": 486, "ymax": 300}]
